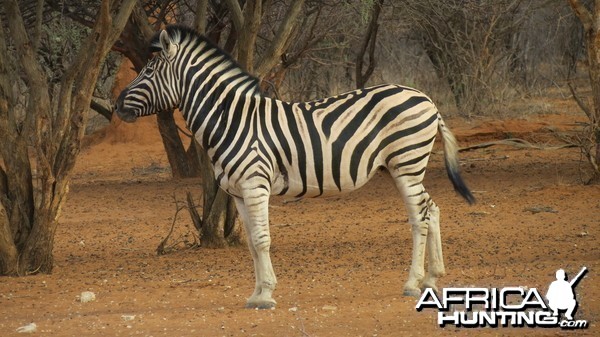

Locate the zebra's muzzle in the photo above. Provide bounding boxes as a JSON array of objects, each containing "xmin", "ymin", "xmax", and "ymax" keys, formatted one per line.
[{"xmin": 115, "ymin": 89, "xmax": 138, "ymax": 123}]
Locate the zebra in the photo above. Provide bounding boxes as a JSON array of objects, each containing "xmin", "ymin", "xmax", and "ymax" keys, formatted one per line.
[{"xmin": 115, "ymin": 25, "xmax": 475, "ymax": 309}]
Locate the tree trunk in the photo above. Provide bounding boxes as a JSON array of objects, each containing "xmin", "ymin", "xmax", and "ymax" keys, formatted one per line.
[
  {"xmin": 567, "ymin": 0, "xmax": 600, "ymax": 174},
  {"xmin": 0, "ymin": 0, "xmax": 136, "ymax": 276},
  {"xmin": 17, "ymin": 215, "xmax": 59, "ymax": 274},
  {"xmin": 192, "ymin": 145, "xmax": 240, "ymax": 247},
  {"xmin": 0, "ymin": 210, "xmax": 18, "ymax": 275},
  {"xmin": 157, "ymin": 109, "xmax": 201, "ymax": 178},
  {"xmin": 189, "ymin": 0, "xmax": 306, "ymax": 246},
  {"xmin": 584, "ymin": 29, "xmax": 600, "ymax": 171},
  {"xmin": 0, "ymin": 7, "xmax": 32, "ymax": 275},
  {"xmin": 188, "ymin": 4, "xmax": 241, "ymax": 246}
]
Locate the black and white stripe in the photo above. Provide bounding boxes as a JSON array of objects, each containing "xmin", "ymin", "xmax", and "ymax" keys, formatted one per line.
[{"xmin": 116, "ymin": 25, "xmax": 474, "ymax": 309}]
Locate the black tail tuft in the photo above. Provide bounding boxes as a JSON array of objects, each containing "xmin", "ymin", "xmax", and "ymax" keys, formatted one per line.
[
  {"xmin": 445, "ymin": 157, "xmax": 476, "ymax": 205},
  {"xmin": 438, "ymin": 113, "xmax": 475, "ymax": 205}
]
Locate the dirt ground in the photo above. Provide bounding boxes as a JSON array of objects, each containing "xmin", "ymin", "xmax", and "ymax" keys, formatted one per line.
[{"xmin": 0, "ymin": 107, "xmax": 599, "ymax": 336}]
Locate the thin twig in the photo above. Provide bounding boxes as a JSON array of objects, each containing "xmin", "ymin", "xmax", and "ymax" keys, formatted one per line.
[
  {"xmin": 186, "ymin": 191, "xmax": 202, "ymax": 231},
  {"xmin": 176, "ymin": 124, "xmax": 193, "ymax": 138},
  {"xmin": 459, "ymin": 138, "xmax": 577, "ymax": 152},
  {"xmin": 567, "ymin": 80, "xmax": 592, "ymax": 120},
  {"xmin": 156, "ymin": 194, "xmax": 189, "ymax": 255},
  {"xmin": 462, "ymin": 155, "xmax": 509, "ymax": 162}
]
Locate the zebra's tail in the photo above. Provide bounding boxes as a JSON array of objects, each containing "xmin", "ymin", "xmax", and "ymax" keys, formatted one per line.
[{"xmin": 438, "ymin": 114, "xmax": 476, "ymax": 205}]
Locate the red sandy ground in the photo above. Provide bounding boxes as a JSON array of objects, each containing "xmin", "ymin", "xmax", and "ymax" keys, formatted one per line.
[{"xmin": 0, "ymin": 102, "xmax": 599, "ymax": 336}]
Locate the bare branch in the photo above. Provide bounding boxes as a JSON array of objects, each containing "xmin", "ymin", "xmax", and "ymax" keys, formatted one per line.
[
  {"xmin": 0, "ymin": 21, "xmax": 13, "ymax": 131},
  {"xmin": 156, "ymin": 195, "xmax": 190, "ymax": 255},
  {"xmin": 45, "ymin": 0, "xmax": 96, "ymax": 28},
  {"xmin": 281, "ymin": 7, "xmax": 337, "ymax": 68},
  {"xmin": 53, "ymin": 0, "xmax": 136, "ymax": 177},
  {"xmin": 116, "ymin": 2, "xmax": 155, "ymax": 72},
  {"xmin": 4, "ymin": 0, "xmax": 52, "ymax": 184},
  {"xmin": 568, "ymin": 0, "xmax": 593, "ymax": 30},
  {"xmin": 567, "ymin": 81, "xmax": 593, "ymax": 121},
  {"xmin": 194, "ymin": 0, "xmax": 209, "ymax": 34},
  {"xmin": 152, "ymin": 1, "xmax": 173, "ymax": 31},
  {"xmin": 90, "ymin": 97, "xmax": 114, "ymax": 121},
  {"xmin": 254, "ymin": 0, "xmax": 305, "ymax": 78},
  {"xmin": 223, "ymin": 0, "xmax": 244, "ymax": 34},
  {"xmin": 186, "ymin": 192, "xmax": 202, "ymax": 232},
  {"xmin": 32, "ymin": 0, "xmax": 44, "ymax": 52},
  {"xmin": 109, "ymin": 0, "xmax": 138, "ymax": 43},
  {"xmin": 3, "ymin": 0, "xmax": 48, "ymax": 93},
  {"xmin": 237, "ymin": 0, "xmax": 262, "ymax": 72},
  {"xmin": 132, "ymin": 3, "xmax": 154, "ymax": 40},
  {"xmin": 356, "ymin": 0, "xmax": 383, "ymax": 88},
  {"xmin": 0, "ymin": 169, "xmax": 6, "ymax": 201}
]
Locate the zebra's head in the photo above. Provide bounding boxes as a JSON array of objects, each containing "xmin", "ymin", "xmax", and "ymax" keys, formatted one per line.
[{"xmin": 115, "ymin": 30, "xmax": 180, "ymax": 123}]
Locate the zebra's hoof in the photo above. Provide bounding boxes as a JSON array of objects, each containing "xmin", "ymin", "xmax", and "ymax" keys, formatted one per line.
[
  {"xmin": 403, "ymin": 287, "xmax": 422, "ymax": 297},
  {"xmin": 421, "ymin": 280, "xmax": 439, "ymax": 294},
  {"xmin": 245, "ymin": 298, "xmax": 276, "ymax": 309}
]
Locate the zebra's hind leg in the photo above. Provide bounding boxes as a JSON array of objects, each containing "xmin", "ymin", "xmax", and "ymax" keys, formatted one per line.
[
  {"xmin": 421, "ymin": 201, "xmax": 445, "ymax": 293},
  {"xmin": 392, "ymin": 173, "xmax": 442, "ymax": 297},
  {"xmin": 233, "ymin": 196, "xmax": 277, "ymax": 309}
]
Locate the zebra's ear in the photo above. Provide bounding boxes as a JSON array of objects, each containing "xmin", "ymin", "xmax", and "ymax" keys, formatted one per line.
[{"xmin": 159, "ymin": 30, "xmax": 177, "ymax": 59}]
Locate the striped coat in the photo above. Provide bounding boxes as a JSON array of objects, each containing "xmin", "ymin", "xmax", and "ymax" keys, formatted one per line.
[{"xmin": 116, "ymin": 25, "xmax": 474, "ymax": 309}]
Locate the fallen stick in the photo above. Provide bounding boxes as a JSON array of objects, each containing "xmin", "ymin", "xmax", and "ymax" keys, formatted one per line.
[
  {"xmin": 462, "ymin": 155, "xmax": 509, "ymax": 162},
  {"xmin": 458, "ymin": 138, "xmax": 577, "ymax": 152}
]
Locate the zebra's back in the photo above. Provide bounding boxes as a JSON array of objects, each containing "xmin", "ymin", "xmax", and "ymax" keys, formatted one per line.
[{"xmin": 257, "ymin": 84, "xmax": 440, "ymax": 198}]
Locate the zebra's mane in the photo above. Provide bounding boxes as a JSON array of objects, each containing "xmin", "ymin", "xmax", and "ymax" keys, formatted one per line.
[{"xmin": 149, "ymin": 25, "xmax": 261, "ymax": 93}]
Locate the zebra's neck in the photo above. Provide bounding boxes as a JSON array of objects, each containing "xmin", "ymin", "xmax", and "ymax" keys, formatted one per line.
[{"xmin": 175, "ymin": 40, "xmax": 260, "ymax": 149}]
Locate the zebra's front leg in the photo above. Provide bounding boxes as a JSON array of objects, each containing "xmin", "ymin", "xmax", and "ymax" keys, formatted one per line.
[
  {"xmin": 234, "ymin": 198, "xmax": 261, "ymax": 298},
  {"xmin": 233, "ymin": 196, "xmax": 277, "ymax": 309}
]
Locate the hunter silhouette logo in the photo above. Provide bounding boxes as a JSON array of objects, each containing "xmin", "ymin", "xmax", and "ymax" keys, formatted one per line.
[
  {"xmin": 546, "ymin": 267, "xmax": 587, "ymax": 321},
  {"xmin": 415, "ymin": 267, "xmax": 589, "ymax": 329}
]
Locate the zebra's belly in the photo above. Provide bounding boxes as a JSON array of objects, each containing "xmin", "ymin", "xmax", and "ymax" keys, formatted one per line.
[{"xmin": 277, "ymin": 168, "xmax": 379, "ymax": 198}]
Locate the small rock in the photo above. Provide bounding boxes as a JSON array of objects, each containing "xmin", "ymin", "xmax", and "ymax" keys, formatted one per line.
[
  {"xmin": 16, "ymin": 322, "xmax": 37, "ymax": 333},
  {"xmin": 288, "ymin": 306, "xmax": 298, "ymax": 312},
  {"xmin": 322, "ymin": 305, "xmax": 337, "ymax": 311},
  {"xmin": 121, "ymin": 315, "xmax": 136, "ymax": 321},
  {"xmin": 79, "ymin": 291, "xmax": 96, "ymax": 303}
]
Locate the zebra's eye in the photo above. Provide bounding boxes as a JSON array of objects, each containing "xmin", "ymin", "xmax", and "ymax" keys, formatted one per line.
[{"xmin": 144, "ymin": 67, "xmax": 154, "ymax": 75}]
